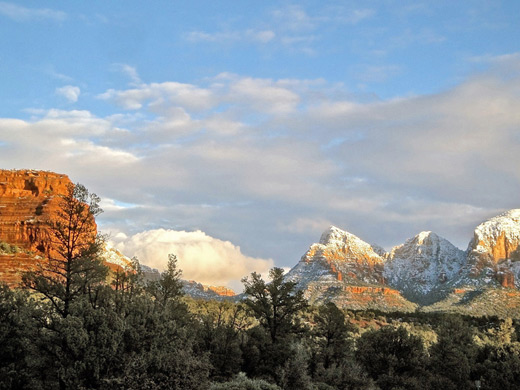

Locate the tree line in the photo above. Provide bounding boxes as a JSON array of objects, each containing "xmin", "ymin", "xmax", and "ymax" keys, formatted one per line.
[{"xmin": 1, "ymin": 184, "xmax": 519, "ymax": 389}]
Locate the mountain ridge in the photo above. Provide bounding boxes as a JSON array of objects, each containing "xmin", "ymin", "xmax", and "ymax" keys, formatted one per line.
[{"xmin": 286, "ymin": 210, "xmax": 520, "ymax": 315}]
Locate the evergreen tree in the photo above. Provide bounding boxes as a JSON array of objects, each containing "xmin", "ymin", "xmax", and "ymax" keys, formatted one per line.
[
  {"xmin": 242, "ymin": 267, "xmax": 307, "ymax": 343},
  {"xmin": 313, "ymin": 302, "xmax": 354, "ymax": 370},
  {"xmin": 428, "ymin": 315, "xmax": 477, "ymax": 390},
  {"xmin": 0, "ymin": 284, "xmax": 38, "ymax": 389},
  {"xmin": 356, "ymin": 326, "xmax": 428, "ymax": 389},
  {"xmin": 146, "ymin": 253, "xmax": 184, "ymax": 306},
  {"xmin": 22, "ymin": 183, "xmax": 108, "ymax": 318}
]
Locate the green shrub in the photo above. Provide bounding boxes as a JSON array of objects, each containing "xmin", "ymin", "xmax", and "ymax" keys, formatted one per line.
[
  {"xmin": 210, "ymin": 372, "xmax": 281, "ymax": 390},
  {"xmin": 0, "ymin": 242, "xmax": 20, "ymax": 254}
]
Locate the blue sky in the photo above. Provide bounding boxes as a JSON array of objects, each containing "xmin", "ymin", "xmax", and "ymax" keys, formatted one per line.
[{"xmin": 1, "ymin": 1, "xmax": 520, "ymax": 290}]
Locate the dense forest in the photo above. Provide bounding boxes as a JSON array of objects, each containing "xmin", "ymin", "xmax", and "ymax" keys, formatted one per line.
[{"xmin": 1, "ymin": 185, "xmax": 520, "ymax": 390}]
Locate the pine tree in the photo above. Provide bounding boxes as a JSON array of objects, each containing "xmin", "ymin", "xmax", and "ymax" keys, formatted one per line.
[
  {"xmin": 22, "ymin": 183, "xmax": 108, "ymax": 318},
  {"xmin": 242, "ymin": 267, "xmax": 308, "ymax": 343}
]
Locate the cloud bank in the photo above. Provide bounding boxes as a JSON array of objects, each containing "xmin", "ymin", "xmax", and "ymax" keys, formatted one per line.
[{"xmin": 111, "ymin": 229, "xmax": 274, "ymax": 290}]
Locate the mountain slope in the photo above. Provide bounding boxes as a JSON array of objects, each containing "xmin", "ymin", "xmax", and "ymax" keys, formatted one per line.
[{"xmin": 384, "ymin": 231, "xmax": 466, "ymax": 305}]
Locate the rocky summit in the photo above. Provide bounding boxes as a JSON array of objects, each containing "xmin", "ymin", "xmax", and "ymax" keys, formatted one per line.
[{"xmin": 286, "ymin": 210, "xmax": 520, "ymax": 316}]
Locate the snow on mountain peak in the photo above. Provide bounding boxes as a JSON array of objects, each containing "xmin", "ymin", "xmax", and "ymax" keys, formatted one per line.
[
  {"xmin": 384, "ymin": 231, "xmax": 466, "ymax": 304},
  {"xmin": 285, "ymin": 225, "xmax": 385, "ymax": 289},
  {"xmin": 462, "ymin": 209, "xmax": 520, "ymax": 288},
  {"xmin": 472, "ymin": 209, "xmax": 520, "ymax": 246},
  {"xmin": 319, "ymin": 225, "xmax": 380, "ymax": 254}
]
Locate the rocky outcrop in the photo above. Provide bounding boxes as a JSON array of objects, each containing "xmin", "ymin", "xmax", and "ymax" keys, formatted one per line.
[
  {"xmin": 469, "ymin": 209, "xmax": 520, "ymax": 264},
  {"xmin": 299, "ymin": 279, "xmax": 417, "ymax": 312},
  {"xmin": 206, "ymin": 285, "xmax": 236, "ymax": 297},
  {"xmin": 182, "ymin": 280, "xmax": 237, "ymax": 300}
]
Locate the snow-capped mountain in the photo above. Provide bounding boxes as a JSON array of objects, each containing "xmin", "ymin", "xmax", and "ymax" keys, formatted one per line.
[
  {"xmin": 286, "ymin": 210, "xmax": 520, "ymax": 313},
  {"xmin": 286, "ymin": 226, "xmax": 385, "ymax": 287},
  {"xmin": 285, "ymin": 226, "xmax": 417, "ymax": 311},
  {"xmin": 459, "ymin": 209, "xmax": 520, "ymax": 289},
  {"xmin": 384, "ymin": 231, "xmax": 466, "ymax": 305}
]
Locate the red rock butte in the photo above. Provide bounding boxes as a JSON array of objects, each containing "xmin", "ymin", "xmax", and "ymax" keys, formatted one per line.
[{"xmin": 0, "ymin": 169, "xmax": 120, "ymax": 286}]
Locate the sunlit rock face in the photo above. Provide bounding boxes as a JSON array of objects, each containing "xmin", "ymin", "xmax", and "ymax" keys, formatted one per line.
[
  {"xmin": 0, "ymin": 170, "xmax": 131, "ymax": 286},
  {"xmin": 460, "ymin": 209, "xmax": 520, "ymax": 288},
  {"xmin": 469, "ymin": 209, "xmax": 520, "ymax": 263},
  {"xmin": 286, "ymin": 226, "xmax": 417, "ymax": 312},
  {"xmin": 0, "ymin": 170, "xmax": 71, "ymax": 286},
  {"xmin": 291, "ymin": 226, "xmax": 385, "ymax": 285},
  {"xmin": 384, "ymin": 231, "xmax": 466, "ymax": 305},
  {"xmin": 0, "ymin": 169, "xmax": 71, "ymax": 255},
  {"xmin": 182, "ymin": 280, "xmax": 237, "ymax": 300}
]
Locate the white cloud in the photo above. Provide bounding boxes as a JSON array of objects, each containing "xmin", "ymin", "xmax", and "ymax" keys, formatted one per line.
[
  {"xmin": 272, "ymin": 5, "xmax": 315, "ymax": 31},
  {"xmin": 3, "ymin": 63, "xmax": 520, "ymax": 269},
  {"xmin": 99, "ymin": 82, "xmax": 216, "ymax": 112},
  {"xmin": 228, "ymin": 77, "xmax": 300, "ymax": 114},
  {"xmin": 185, "ymin": 30, "xmax": 240, "ymax": 43},
  {"xmin": 111, "ymin": 64, "xmax": 142, "ymax": 85},
  {"xmin": 185, "ymin": 29, "xmax": 275, "ymax": 44},
  {"xmin": 55, "ymin": 85, "xmax": 80, "ymax": 103},
  {"xmin": 281, "ymin": 217, "xmax": 333, "ymax": 235},
  {"xmin": 100, "ymin": 197, "xmax": 138, "ymax": 211},
  {"xmin": 248, "ymin": 29, "xmax": 276, "ymax": 43},
  {"xmin": 0, "ymin": 2, "xmax": 66, "ymax": 22},
  {"xmin": 112, "ymin": 229, "xmax": 274, "ymax": 289},
  {"xmin": 344, "ymin": 9, "xmax": 375, "ymax": 24}
]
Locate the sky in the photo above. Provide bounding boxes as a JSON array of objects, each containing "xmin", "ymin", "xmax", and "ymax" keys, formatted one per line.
[{"xmin": 1, "ymin": 1, "xmax": 520, "ymax": 291}]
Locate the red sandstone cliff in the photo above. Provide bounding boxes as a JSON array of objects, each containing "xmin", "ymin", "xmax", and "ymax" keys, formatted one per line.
[
  {"xmin": 0, "ymin": 169, "xmax": 130, "ymax": 286},
  {"xmin": 0, "ymin": 170, "xmax": 73, "ymax": 285},
  {"xmin": 0, "ymin": 169, "xmax": 71, "ymax": 254}
]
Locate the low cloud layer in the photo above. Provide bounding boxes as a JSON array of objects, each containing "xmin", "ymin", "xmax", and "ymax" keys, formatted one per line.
[{"xmin": 111, "ymin": 229, "xmax": 274, "ymax": 290}]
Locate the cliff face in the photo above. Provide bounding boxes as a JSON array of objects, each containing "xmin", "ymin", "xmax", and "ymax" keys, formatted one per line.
[
  {"xmin": 469, "ymin": 209, "xmax": 520, "ymax": 264},
  {"xmin": 0, "ymin": 170, "xmax": 132, "ymax": 286},
  {"xmin": 0, "ymin": 170, "xmax": 71, "ymax": 254},
  {"xmin": 0, "ymin": 170, "xmax": 73, "ymax": 285}
]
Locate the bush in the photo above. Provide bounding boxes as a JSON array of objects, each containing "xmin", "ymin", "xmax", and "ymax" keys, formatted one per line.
[
  {"xmin": 210, "ymin": 372, "xmax": 281, "ymax": 390},
  {"xmin": 0, "ymin": 242, "xmax": 20, "ymax": 254}
]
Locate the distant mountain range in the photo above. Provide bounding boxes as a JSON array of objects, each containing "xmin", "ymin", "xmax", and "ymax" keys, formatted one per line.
[
  {"xmin": 286, "ymin": 209, "xmax": 520, "ymax": 317},
  {"xmin": 0, "ymin": 169, "xmax": 519, "ymax": 316}
]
